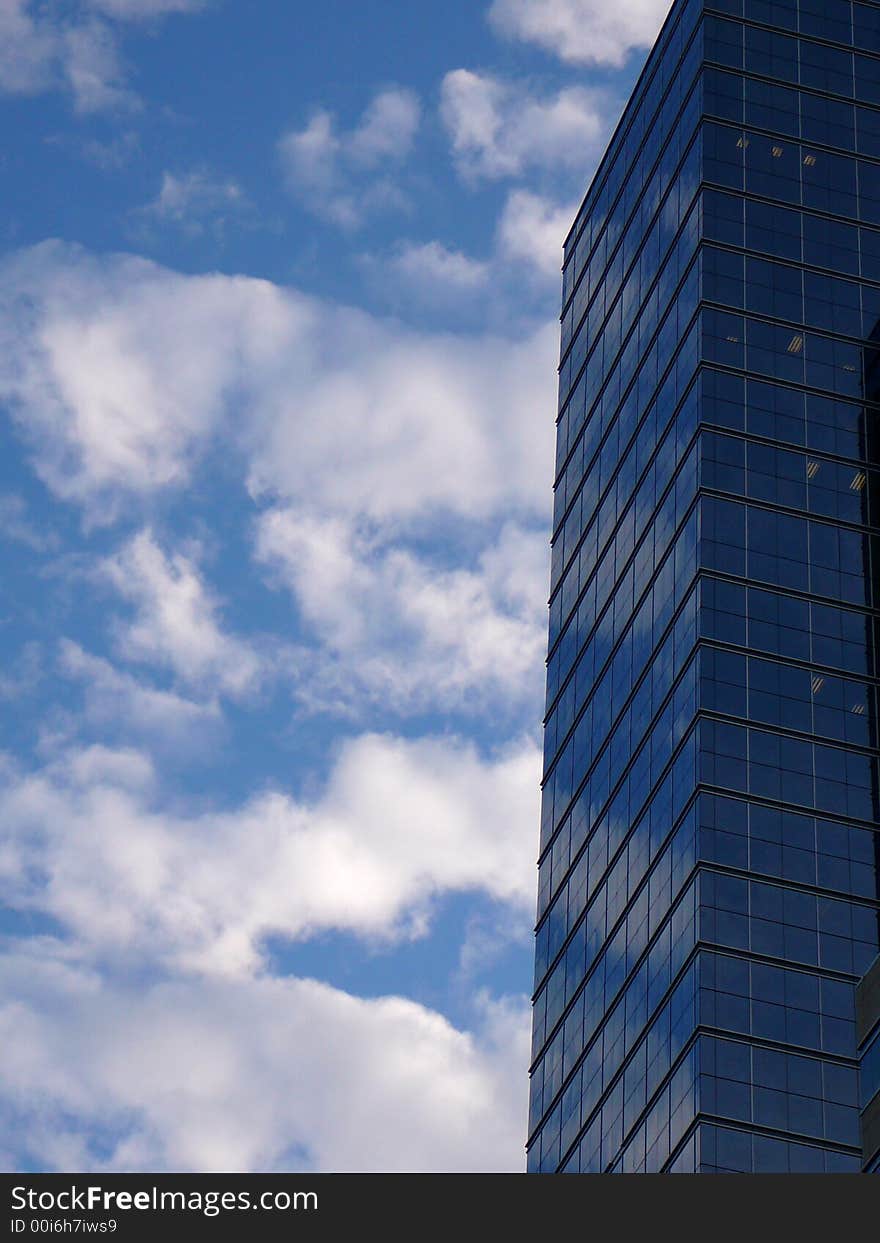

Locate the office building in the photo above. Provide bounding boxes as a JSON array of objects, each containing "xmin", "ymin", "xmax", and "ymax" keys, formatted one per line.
[{"xmin": 528, "ymin": 0, "xmax": 880, "ymax": 1172}]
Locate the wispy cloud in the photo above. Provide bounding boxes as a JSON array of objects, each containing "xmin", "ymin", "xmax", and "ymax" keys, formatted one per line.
[
  {"xmin": 0, "ymin": 640, "xmax": 43, "ymax": 702},
  {"xmin": 62, "ymin": 17, "xmax": 134, "ymax": 113},
  {"xmin": 384, "ymin": 240, "xmax": 491, "ymax": 293},
  {"xmin": 59, "ymin": 640, "xmax": 222, "ymax": 747},
  {"xmin": 256, "ymin": 512, "xmax": 547, "ymax": 714},
  {"xmin": 135, "ymin": 169, "xmax": 251, "ymax": 236},
  {"xmin": 88, "ymin": 0, "xmax": 208, "ymax": 16},
  {"xmin": 0, "ymin": 3, "xmax": 133, "ymax": 112},
  {"xmin": 0, "ymin": 0, "xmax": 207, "ymax": 112},
  {"xmin": 0, "ymin": 493, "xmax": 58, "ymax": 553},
  {"xmin": 75, "ymin": 130, "xmax": 141, "ymax": 170},
  {"xmin": 0, "ymin": 0, "xmax": 63, "ymax": 97},
  {"xmin": 100, "ymin": 529, "xmax": 264, "ymax": 699}
]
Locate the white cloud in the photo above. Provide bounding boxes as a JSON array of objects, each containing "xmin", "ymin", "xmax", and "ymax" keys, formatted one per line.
[
  {"xmin": 138, "ymin": 169, "xmax": 248, "ymax": 233},
  {"xmin": 0, "ymin": 733, "xmax": 540, "ymax": 973},
  {"xmin": 279, "ymin": 87, "xmax": 420, "ymax": 228},
  {"xmin": 62, "ymin": 18, "xmax": 134, "ymax": 113},
  {"xmin": 99, "ymin": 529, "xmax": 263, "ymax": 698},
  {"xmin": 440, "ymin": 69, "xmax": 608, "ymax": 180},
  {"xmin": 243, "ymin": 315, "xmax": 556, "ymax": 526},
  {"xmin": 488, "ymin": 0, "xmax": 671, "ymax": 66},
  {"xmin": 257, "ymin": 512, "xmax": 547, "ymax": 713},
  {"xmin": 365, "ymin": 189, "xmax": 575, "ymax": 314},
  {"xmin": 0, "ymin": 243, "xmax": 298, "ymax": 515},
  {"xmin": 348, "ymin": 88, "xmax": 422, "ymax": 164},
  {"xmin": 76, "ymin": 129, "xmax": 141, "ymax": 169},
  {"xmin": 0, "ymin": 0, "xmax": 59, "ymax": 96},
  {"xmin": 497, "ymin": 189, "xmax": 579, "ymax": 281},
  {"xmin": 0, "ymin": 946, "xmax": 529, "ymax": 1172},
  {"xmin": 281, "ymin": 110, "xmax": 338, "ymax": 193},
  {"xmin": 386, "ymin": 240, "xmax": 490, "ymax": 293},
  {"xmin": 457, "ymin": 907, "xmax": 532, "ymax": 988},
  {"xmin": 60, "ymin": 741, "xmax": 157, "ymax": 791},
  {"xmin": 0, "ymin": 0, "xmax": 206, "ymax": 112},
  {"xmin": 59, "ymin": 640, "xmax": 221, "ymax": 744},
  {"xmin": 0, "ymin": 3, "xmax": 132, "ymax": 112},
  {"xmin": 0, "ymin": 242, "xmax": 556, "ymax": 526},
  {"xmin": 0, "ymin": 243, "xmax": 555, "ymax": 720}
]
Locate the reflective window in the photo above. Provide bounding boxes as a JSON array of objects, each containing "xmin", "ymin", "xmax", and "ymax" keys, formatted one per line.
[{"xmin": 533, "ymin": 3, "xmax": 880, "ymax": 1174}]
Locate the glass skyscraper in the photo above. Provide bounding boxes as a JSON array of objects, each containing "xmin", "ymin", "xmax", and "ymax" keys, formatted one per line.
[{"xmin": 528, "ymin": 0, "xmax": 880, "ymax": 1173}]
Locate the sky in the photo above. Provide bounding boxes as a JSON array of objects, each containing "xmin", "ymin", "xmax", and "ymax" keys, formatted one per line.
[{"xmin": 0, "ymin": 0, "xmax": 672, "ymax": 1173}]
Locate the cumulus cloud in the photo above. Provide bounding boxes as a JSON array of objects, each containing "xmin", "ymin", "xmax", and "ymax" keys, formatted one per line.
[
  {"xmin": 279, "ymin": 87, "xmax": 421, "ymax": 228},
  {"xmin": 0, "ymin": 1, "xmax": 559, "ymax": 1182},
  {"xmin": 347, "ymin": 87, "xmax": 422, "ymax": 163},
  {"xmin": 440, "ymin": 69, "xmax": 608, "ymax": 181},
  {"xmin": 0, "ymin": 946, "xmax": 529, "ymax": 1172},
  {"xmin": 0, "ymin": 734, "xmax": 540, "ymax": 973},
  {"xmin": 487, "ymin": 0, "xmax": 671, "ymax": 66},
  {"xmin": 99, "ymin": 529, "xmax": 264, "ymax": 698},
  {"xmin": 497, "ymin": 189, "xmax": 579, "ymax": 281},
  {"xmin": 257, "ymin": 511, "xmax": 547, "ymax": 713},
  {"xmin": 0, "ymin": 244, "xmax": 294, "ymax": 514},
  {"xmin": 0, "ymin": 242, "xmax": 555, "ymax": 719},
  {"xmin": 0, "ymin": 242, "xmax": 555, "ymax": 526},
  {"xmin": 242, "ymin": 313, "xmax": 555, "ymax": 525}
]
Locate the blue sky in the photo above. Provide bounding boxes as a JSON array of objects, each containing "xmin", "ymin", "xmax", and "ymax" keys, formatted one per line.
[{"xmin": 0, "ymin": 0, "xmax": 671, "ymax": 1172}]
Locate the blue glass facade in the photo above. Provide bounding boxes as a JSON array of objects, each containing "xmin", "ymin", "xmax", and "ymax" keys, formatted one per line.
[{"xmin": 528, "ymin": 0, "xmax": 880, "ymax": 1173}]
